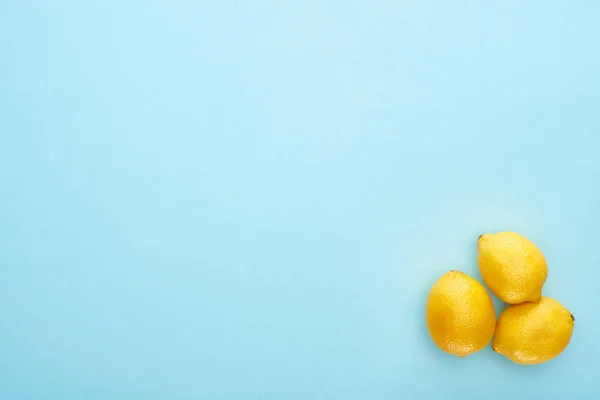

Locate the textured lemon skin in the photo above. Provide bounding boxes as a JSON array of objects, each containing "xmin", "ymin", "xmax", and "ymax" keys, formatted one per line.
[
  {"xmin": 493, "ymin": 297, "xmax": 574, "ymax": 365},
  {"xmin": 426, "ymin": 271, "xmax": 496, "ymax": 357},
  {"xmin": 478, "ymin": 232, "xmax": 548, "ymax": 304}
]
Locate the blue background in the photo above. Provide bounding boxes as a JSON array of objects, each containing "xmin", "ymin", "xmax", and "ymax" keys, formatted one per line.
[{"xmin": 2, "ymin": 1, "xmax": 599, "ymax": 399}]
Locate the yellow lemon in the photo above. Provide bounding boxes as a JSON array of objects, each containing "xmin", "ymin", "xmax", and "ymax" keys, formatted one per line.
[
  {"xmin": 478, "ymin": 232, "xmax": 548, "ymax": 304},
  {"xmin": 426, "ymin": 270, "xmax": 496, "ymax": 357},
  {"xmin": 493, "ymin": 297, "xmax": 574, "ymax": 365}
]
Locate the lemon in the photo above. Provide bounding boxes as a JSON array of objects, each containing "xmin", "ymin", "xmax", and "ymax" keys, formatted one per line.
[
  {"xmin": 493, "ymin": 297, "xmax": 574, "ymax": 365},
  {"xmin": 426, "ymin": 270, "xmax": 496, "ymax": 357},
  {"xmin": 478, "ymin": 232, "xmax": 548, "ymax": 304}
]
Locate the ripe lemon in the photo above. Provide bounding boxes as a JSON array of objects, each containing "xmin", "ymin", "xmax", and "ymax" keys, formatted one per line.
[
  {"xmin": 478, "ymin": 232, "xmax": 548, "ymax": 304},
  {"xmin": 426, "ymin": 270, "xmax": 496, "ymax": 357},
  {"xmin": 493, "ymin": 297, "xmax": 574, "ymax": 365}
]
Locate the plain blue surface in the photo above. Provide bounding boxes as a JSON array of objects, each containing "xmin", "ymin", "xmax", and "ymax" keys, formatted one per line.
[{"xmin": 2, "ymin": 1, "xmax": 600, "ymax": 399}]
